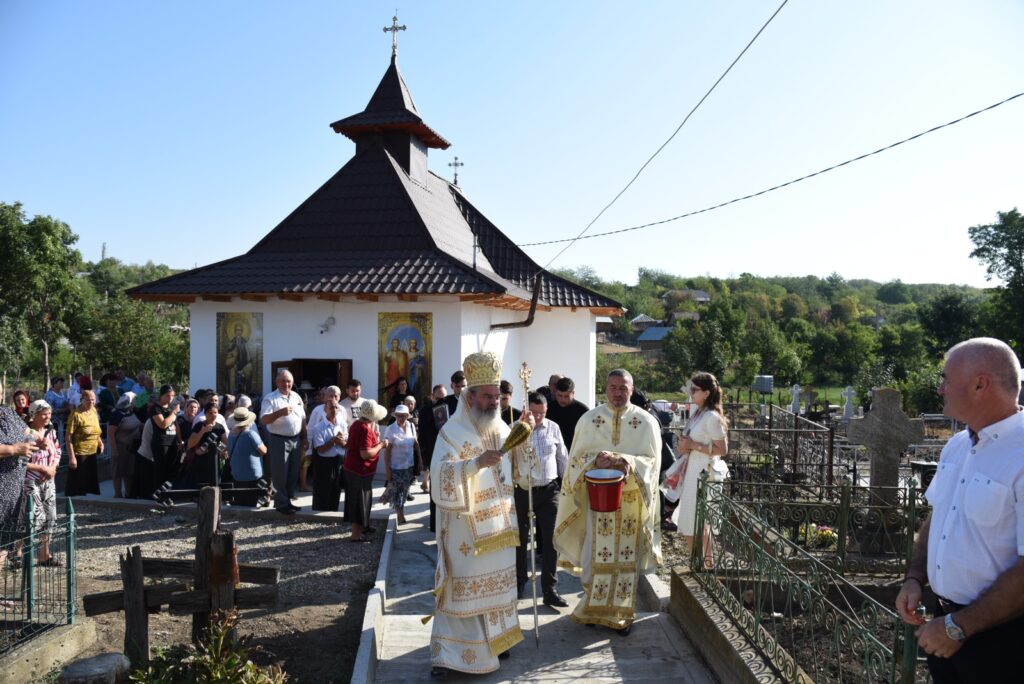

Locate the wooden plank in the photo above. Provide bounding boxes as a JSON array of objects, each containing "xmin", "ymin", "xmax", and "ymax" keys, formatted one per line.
[
  {"xmin": 120, "ymin": 545, "xmax": 149, "ymax": 665},
  {"xmin": 316, "ymin": 293, "xmax": 341, "ymax": 302},
  {"xmin": 82, "ymin": 581, "xmax": 189, "ymax": 616},
  {"xmin": 201, "ymin": 295, "xmax": 233, "ymax": 302},
  {"xmin": 235, "ymin": 585, "xmax": 278, "ymax": 609},
  {"xmin": 355, "ymin": 294, "xmax": 379, "ymax": 302},
  {"xmin": 144, "ymin": 557, "xmax": 278, "ymax": 584},
  {"xmin": 209, "ymin": 530, "xmax": 237, "ymax": 642},
  {"xmin": 397, "ymin": 294, "xmax": 418, "ymax": 302},
  {"xmin": 277, "ymin": 293, "xmax": 305, "ymax": 302},
  {"xmin": 588, "ymin": 306, "xmax": 626, "ymax": 316},
  {"xmin": 133, "ymin": 294, "xmax": 196, "ymax": 303},
  {"xmin": 167, "ymin": 590, "xmax": 210, "ymax": 615},
  {"xmin": 240, "ymin": 294, "xmax": 268, "ymax": 302},
  {"xmin": 192, "ymin": 487, "xmax": 220, "ymax": 644}
]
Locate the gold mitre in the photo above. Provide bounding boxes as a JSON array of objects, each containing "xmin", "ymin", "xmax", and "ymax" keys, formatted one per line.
[{"xmin": 463, "ymin": 351, "xmax": 502, "ymax": 388}]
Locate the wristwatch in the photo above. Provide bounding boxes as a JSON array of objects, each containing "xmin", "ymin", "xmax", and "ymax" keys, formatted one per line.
[{"xmin": 944, "ymin": 613, "xmax": 966, "ymax": 641}]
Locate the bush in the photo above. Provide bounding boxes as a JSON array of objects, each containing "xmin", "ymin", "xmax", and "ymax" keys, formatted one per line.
[{"xmin": 130, "ymin": 611, "xmax": 287, "ymax": 684}]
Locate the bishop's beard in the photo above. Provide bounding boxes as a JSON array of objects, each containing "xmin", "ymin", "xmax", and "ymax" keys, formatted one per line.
[{"xmin": 467, "ymin": 404, "xmax": 502, "ymax": 433}]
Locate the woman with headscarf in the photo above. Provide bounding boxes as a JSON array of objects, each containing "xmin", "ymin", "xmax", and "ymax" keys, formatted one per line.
[
  {"xmin": 343, "ymin": 400, "xmax": 388, "ymax": 541},
  {"xmin": 12, "ymin": 389, "xmax": 31, "ymax": 422},
  {"xmin": 662, "ymin": 371, "xmax": 729, "ymax": 568},
  {"xmin": 107, "ymin": 392, "xmax": 141, "ymax": 498},
  {"xmin": 0, "ymin": 378, "xmax": 34, "ymax": 562},
  {"xmin": 64, "ymin": 389, "xmax": 104, "ymax": 496},
  {"xmin": 16, "ymin": 401, "xmax": 61, "ymax": 566}
]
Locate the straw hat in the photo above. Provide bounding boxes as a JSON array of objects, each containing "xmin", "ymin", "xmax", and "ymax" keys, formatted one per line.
[
  {"xmin": 227, "ymin": 407, "xmax": 256, "ymax": 430},
  {"xmin": 358, "ymin": 400, "xmax": 388, "ymax": 422}
]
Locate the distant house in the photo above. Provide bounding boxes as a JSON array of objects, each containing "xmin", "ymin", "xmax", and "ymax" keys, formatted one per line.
[
  {"xmin": 660, "ymin": 289, "xmax": 711, "ymax": 305},
  {"xmin": 630, "ymin": 313, "xmax": 660, "ymax": 332},
  {"xmin": 669, "ymin": 311, "xmax": 701, "ymax": 323},
  {"xmin": 637, "ymin": 326, "xmax": 672, "ymax": 359}
]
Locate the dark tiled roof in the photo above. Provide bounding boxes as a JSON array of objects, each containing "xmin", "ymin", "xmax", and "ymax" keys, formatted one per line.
[
  {"xmin": 330, "ymin": 56, "xmax": 450, "ymax": 149},
  {"xmin": 129, "ymin": 144, "xmax": 621, "ymax": 311},
  {"xmin": 638, "ymin": 326, "xmax": 672, "ymax": 342}
]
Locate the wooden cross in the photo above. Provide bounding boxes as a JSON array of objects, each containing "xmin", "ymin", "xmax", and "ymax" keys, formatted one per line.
[
  {"xmin": 383, "ymin": 13, "xmax": 407, "ymax": 57},
  {"xmin": 82, "ymin": 488, "xmax": 280, "ymax": 665},
  {"xmin": 846, "ymin": 388, "xmax": 924, "ymax": 505},
  {"xmin": 449, "ymin": 156, "xmax": 464, "ymax": 185}
]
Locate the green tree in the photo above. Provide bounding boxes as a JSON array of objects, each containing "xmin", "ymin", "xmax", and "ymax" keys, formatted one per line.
[
  {"xmin": 918, "ymin": 289, "xmax": 978, "ymax": 354},
  {"xmin": 969, "ymin": 208, "xmax": 1024, "ymax": 350},
  {"xmin": 0, "ymin": 202, "xmax": 84, "ymax": 387},
  {"xmin": 876, "ymin": 279, "xmax": 912, "ymax": 305}
]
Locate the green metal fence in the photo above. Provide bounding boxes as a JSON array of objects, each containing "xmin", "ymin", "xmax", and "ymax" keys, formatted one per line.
[
  {"xmin": 1, "ymin": 495, "xmax": 76, "ymax": 657},
  {"xmin": 691, "ymin": 473, "xmax": 921, "ymax": 683}
]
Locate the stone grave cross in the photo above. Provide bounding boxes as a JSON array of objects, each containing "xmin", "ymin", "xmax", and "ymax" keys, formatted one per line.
[
  {"xmin": 846, "ymin": 388, "xmax": 924, "ymax": 504},
  {"xmin": 841, "ymin": 386, "xmax": 857, "ymax": 421},
  {"xmin": 800, "ymin": 388, "xmax": 818, "ymax": 416},
  {"xmin": 790, "ymin": 384, "xmax": 801, "ymax": 414}
]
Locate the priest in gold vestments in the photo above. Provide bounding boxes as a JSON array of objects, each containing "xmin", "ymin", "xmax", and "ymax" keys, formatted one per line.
[
  {"xmin": 429, "ymin": 352, "xmax": 533, "ymax": 677},
  {"xmin": 553, "ymin": 368, "xmax": 662, "ymax": 635}
]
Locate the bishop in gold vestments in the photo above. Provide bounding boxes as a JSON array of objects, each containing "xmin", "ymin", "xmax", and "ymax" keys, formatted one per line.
[
  {"xmin": 428, "ymin": 352, "xmax": 530, "ymax": 675},
  {"xmin": 553, "ymin": 369, "xmax": 662, "ymax": 632}
]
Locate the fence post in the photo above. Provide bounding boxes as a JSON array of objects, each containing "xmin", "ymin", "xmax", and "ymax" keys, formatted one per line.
[
  {"xmin": 692, "ymin": 473, "xmax": 706, "ymax": 570},
  {"xmin": 121, "ymin": 545, "xmax": 149, "ymax": 665},
  {"xmin": 896, "ymin": 481, "xmax": 920, "ymax": 682},
  {"xmin": 65, "ymin": 497, "xmax": 76, "ymax": 623},
  {"xmin": 837, "ymin": 483, "xmax": 850, "ymax": 571},
  {"xmin": 25, "ymin": 491, "xmax": 35, "ymax": 624},
  {"xmin": 827, "ymin": 427, "xmax": 835, "ymax": 487}
]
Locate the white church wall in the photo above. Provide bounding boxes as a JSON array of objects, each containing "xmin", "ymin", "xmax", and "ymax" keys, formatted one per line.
[
  {"xmin": 521, "ymin": 309, "xmax": 597, "ymax": 408},
  {"xmin": 189, "ymin": 299, "xmax": 465, "ymax": 401}
]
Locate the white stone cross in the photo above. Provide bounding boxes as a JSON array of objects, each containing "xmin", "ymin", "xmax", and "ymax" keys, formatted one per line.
[
  {"xmin": 841, "ymin": 386, "xmax": 857, "ymax": 421},
  {"xmin": 790, "ymin": 384, "xmax": 801, "ymax": 414},
  {"xmin": 846, "ymin": 388, "xmax": 924, "ymax": 503}
]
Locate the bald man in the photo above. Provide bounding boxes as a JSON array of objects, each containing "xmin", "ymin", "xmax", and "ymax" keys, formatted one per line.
[{"xmin": 896, "ymin": 337, "xmax": 1024, "ymax": 683}]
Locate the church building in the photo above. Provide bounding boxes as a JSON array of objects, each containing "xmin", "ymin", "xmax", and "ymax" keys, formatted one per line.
[{"xmin": 129, "ymin": 44, "xmax": 622, "ymax": 407}]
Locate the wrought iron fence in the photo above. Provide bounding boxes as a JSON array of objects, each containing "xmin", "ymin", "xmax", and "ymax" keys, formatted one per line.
[
  {"xmin": 1, "ymin": 495, "xmax": 76, "ymax": 657},
  {"xmin": 691, "ymin": 474, "xmax": 921, "ymax": 683},
  {"xmin": 720, "ymin": 480, "xmax": 929, "ymax": 577}
]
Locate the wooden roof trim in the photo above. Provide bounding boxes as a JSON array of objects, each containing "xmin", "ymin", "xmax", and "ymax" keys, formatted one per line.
[
  {"xmin": 588, "ymin": 307, "xmax": 626, "ymax": 316},
  {"xmin": 240, "ymin": 294, "xmax": 268, "ymax": 302},
  {"xmin": 135, "ymin": 294, "xmax": 196, "ymax": 303},
  {"xmin": 277, "ymin": 293, "xmax": 305, "ymax": 302},
  {"xmin": 356, "ymin": 294, "xmax": 379, "ymax": 302},
  {"xmin": 201, "ymin": 295, "xmax": 233, "ymax": 302}
]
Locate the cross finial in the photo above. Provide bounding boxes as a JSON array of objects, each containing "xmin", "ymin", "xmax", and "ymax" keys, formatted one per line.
[
  {"xmin": 383, "ymin": 12, "xmax": 407, "ymax": 57},
  {"xmin": 449, "ymin": 156, "xmax": 464, "ymax": 185}
]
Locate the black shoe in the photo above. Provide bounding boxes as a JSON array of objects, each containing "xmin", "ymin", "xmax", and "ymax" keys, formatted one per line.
[
  {"xmin": 406, "ymin": 493, "xmax": 416, "ymax": 501},
  {"xmin": 364, "ymin": 526, "xmax": 377, "ymax": 534},
  {"xmin": 617, "ymin": 623, "xmax": 632, "ymax": 636},
  {"xmin": 543, "ymin": 592, "xmax": 569, "ymax": 608},
  {"xmin": 430, "ymin": 666, "xmax": 449, "ymax": 679},
  {"xmin": 288, "ymin": 504, "xmax": 301, "ymax": 512},
  {"xmin": 498, "ymin": 650, "xmax": 510, "ymax": 660},
  {"xmin": 276, "ymin": 507, "xmax": 296, "ymax": 515},
  {"xmin": 517, "ymin": 583, "xmax": 526, "ymax": 600}
]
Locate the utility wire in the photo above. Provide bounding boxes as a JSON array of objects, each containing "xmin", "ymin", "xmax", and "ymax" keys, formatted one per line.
[
  {"xmin": 539, "ymin": 0, "xmax": 790, "ymax": 271},
  {"xmin": 523, "ymin": 90, "xmax": 1024, "ymax": 247}
]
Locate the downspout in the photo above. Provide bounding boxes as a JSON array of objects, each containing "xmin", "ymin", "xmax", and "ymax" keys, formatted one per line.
[{"xmin": 490, "ymin": 275, "xmax": 543, "ymax": 330}]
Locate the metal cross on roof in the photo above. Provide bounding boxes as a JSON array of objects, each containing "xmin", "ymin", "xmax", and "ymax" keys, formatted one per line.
[
  {"xmin": 449, "ymin": 156, "xmax": 464, "ymax": 185},
  {"xmin": 383, "ymin": 13, "xmax": 407, "ymax": 56}
]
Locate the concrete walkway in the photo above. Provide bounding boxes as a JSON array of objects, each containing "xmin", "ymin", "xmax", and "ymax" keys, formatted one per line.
[{"xmin": 374, "ymin": 495, "xmax": 714, "ymax": 683}]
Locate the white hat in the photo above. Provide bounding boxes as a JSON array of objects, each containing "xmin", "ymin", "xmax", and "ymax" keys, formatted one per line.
[{"xmin": 392, "ymin": 404, "xmax": 410, "ymax": 417}]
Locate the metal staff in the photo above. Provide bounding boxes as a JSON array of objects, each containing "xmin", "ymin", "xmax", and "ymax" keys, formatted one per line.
[{"xmin": 519, "ymin": 362, "xmax": 541, "ymax": 648}]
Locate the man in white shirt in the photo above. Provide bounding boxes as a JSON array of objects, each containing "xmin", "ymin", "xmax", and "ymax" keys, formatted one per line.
[
  {"xmin": 515, "ymin": 392, "xmax": 569, "ymax": 608},
  {"xmin": 259, "ymin": 370, "xmax": 307, "ymax": 514},
  {"xmin": 896, "ymin": 337, "xmax": 1024, "ymax": 682},
  {"xmin": 339, "ymin": 379, "xmax": 366, "ymax": 430}
]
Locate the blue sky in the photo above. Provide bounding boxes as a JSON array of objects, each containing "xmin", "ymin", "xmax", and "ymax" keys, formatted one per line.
[{"xmin": 2, "ymin": 1, "xmax": 1022, "ymax": 287}]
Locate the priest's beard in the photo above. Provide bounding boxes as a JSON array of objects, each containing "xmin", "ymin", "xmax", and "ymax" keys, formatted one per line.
[{"xmin": 467, "ymin": 403, "xmax": 502, "ymax": 434}]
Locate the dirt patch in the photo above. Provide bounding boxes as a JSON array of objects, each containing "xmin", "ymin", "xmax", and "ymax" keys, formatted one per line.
[{"xmin": 71, "ymin": 502, "xmax": 381, "ymax": 683}]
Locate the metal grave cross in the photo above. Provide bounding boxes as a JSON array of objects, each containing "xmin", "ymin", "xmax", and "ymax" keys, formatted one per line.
[
  {"xmin": 383, "ymin": 13, "xmax": 407, "ymax": 56},
  {"xmin": 846, "ymin": 388, "xmax": 924, "ymax": 503}
]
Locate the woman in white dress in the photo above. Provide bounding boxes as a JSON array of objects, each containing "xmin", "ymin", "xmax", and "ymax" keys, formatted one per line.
[{"xmin": 664, "ymin": 372, "xmax": 729, "ymax": 567}]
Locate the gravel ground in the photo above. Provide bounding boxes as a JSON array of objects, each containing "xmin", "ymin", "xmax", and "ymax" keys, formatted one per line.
[{"xmin": 71, "ymin": 501, "xmax": 382, "ymax": 683}]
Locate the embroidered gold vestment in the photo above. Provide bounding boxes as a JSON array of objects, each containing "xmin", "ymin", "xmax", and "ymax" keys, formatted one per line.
[
  {"xmin": 553, "ymin": 402, "xmax": 662, "ymax": 628},
  {"xmin": 428, "ymin": 393, "xmax": 523, "ymax": 674}
]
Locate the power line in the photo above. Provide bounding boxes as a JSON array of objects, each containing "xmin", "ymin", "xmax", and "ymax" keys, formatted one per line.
[
  {"xmin": 522, "ymin": 90, "xmax": 1024, "ymax": 248},
  {"xmin": 539, "ymin": 0, "xmax": 790, "ymax": 271}
]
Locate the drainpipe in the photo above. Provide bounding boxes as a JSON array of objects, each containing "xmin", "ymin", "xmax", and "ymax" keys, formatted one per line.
[{"xmin": 490, "ymin": 276, "xmax": 543, "ymax": 330}]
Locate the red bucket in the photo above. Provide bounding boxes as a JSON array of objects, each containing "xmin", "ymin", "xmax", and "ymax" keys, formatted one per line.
[{"xmin": 585, "ymin": 469, "xmax": 625, "ymax": 512}]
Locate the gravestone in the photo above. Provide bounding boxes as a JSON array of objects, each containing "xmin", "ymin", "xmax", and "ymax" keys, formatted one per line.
[
  {"xmin": 789, "ymin": 384, "xmax": 801, "ymax": 414},
  {"xmin": 846, "ymin": 388, "xmax": 924, "ymax": 504},
  {"xmin": 800, "ymin": 388, "xmax": 818, "ymax": 416},
  {"xmin": 841, "ymin": 386, "xmax": 857, "ymax": 422}
]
